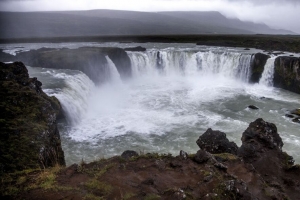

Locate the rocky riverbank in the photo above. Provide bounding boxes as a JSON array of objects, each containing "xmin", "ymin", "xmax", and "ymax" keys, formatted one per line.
[
  {"xmin": 1, "ymin": 118, "xmax": 299, "ymax": 199},
  {"xmin": 0, "ymin": 61, "xmax": 300, "ymax": 199},
  {"xmin": 0, "ymin": 62, "xmax": 65, "ymax": 175}
]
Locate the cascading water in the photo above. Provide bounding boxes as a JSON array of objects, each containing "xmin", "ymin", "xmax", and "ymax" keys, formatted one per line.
[
  {"xmin": 259, "ymin": 57, "xmax": 277, "ymax": 86},
  {"xmin": 105, "ymin": 56, "xmax": 122, "ymax": 84},
  {"xmin": 128, "ymin": 50, "xmax": 253, "ymax": 82},
  {"xmin": 25, "ymin": 44, "xmax": 300, "ymax": 165},
  {"xmin": 27, "ymin": 66, "xmax": 95, "ymax": 125}
]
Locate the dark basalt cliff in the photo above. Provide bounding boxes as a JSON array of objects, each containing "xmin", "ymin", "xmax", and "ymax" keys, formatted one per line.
[
  {"xmin": 249, "ymin": 53, "xmax": 270, "ymax": 83},
  {"xmin": 1, "ymin": 47, "xmax": 300, "ymax": 95},
  {"xmin": 0, "ymin": 47, "xmax": 132, "ymax": 84},
  {"xmin": 274, "ymin": 56, "xmax": 300, "ymax": 94},
  {"xmin": 0, "ymin": 62, "xmax": 65, "ymax": 175}
]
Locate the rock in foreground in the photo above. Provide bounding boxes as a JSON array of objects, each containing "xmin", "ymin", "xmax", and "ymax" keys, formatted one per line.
[
  {"xmin": 0, "ymin": 62, "xmax": 65, "ymax": 175},
  {"xmin": 2, "ymin": 118, "xmax": 299, "ymax": 200}
]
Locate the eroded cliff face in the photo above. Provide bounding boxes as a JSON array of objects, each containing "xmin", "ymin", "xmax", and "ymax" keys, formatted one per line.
[
  {"xmin": 249, "ymin": 52, "xmax": 270, "ymax": 83},
  {"xmin": 0, "ymin": 62, "xmax": 65, "ymax": 174},
  {"xmin": 274, "ymin": 56, "xmax": 300, "ymax": 94},
  {"xmin": 0, "ymin": 47, "xmax": 132, "ymax": 84}
]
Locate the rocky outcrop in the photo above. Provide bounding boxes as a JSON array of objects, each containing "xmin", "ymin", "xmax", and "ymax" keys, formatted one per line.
[
  {"xmin": 0, "ymin": 47, "xmax": 132, "ymax": 84},
  {"xmin": 274, "ymin": 56, "xmax": 300, "ymax": 94},
  {"xmin": 0, "ymin": 62, "xmax": 65, "ymax": 174},
  {"xmin": 249, "ymin": 53, "xmax": 270, "ymax": 83},
  {"xmin": 196, "ymin": 128, "xmax": 238, "ymax": 154},
  {"xmin": 2, "ymin": 118, "xmax": 300, "ymax": 199},
  {"xmin": 238, "ymin": 118, "xmax": 283, "ymax": 161}
]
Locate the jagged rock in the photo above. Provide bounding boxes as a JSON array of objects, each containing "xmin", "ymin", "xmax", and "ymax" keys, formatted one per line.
[
  {"xmin": 247, "ymin": 105, "xmax": 259, "ymax": 110},
  {"xmin": 249, "ymin": 53, "xmax": 270, "ymax": 83},
  {"xmin": 124, "ymin": 46, "xmax": 146, "ymax": 52},
  {"xmin": 194, "ymin": 150, "xmax": 210, "ymax": 164},
  {"xmin": 214, "ymin": 162, "xmax": 228, "ymax": 171},
  {"xmin": 196, "ymin": 128, "xmax": 238, "ymax": 154},
  {"xmin": 274, "ymin": 56, "xmax": 300, "ymax": 94},
  {"xmin": 179, "ymin": 150, "xmax": 188, "ymax": 159},
  {"xmin": 121, "ymin": 150, "xmax": 138, "ymax": 160},
  {"xmin": 236, "ymin": 118, "xmax": 300, "ymax": 198},
  {"xmin": 292, "ymin": 118, "xmax": 300, "ymax": 123},
  {"xmin": 285, "ymin": 114, "xmax": 294, "ymax": 118},
  {"xmin": 238, "ymin": 118, "xmax": 283, "ymax": 161},
  {"xmin": 223, "ymin": 180, "xmax": 252, "ymax": 200},
  {"xmin": 0, "ymin": 62, "xmax": 65, "ymax": 174}
]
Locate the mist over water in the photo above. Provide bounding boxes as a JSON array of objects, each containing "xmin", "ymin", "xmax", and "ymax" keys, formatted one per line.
[{"xmin": 23, "ymin": 44, "xmax": 300, "ymax": 165}]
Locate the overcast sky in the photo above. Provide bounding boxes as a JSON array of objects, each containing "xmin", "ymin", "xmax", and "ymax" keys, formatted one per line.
[{"xmin": 0, "ymin": 0, "xmax": 299, "ymax": 33}]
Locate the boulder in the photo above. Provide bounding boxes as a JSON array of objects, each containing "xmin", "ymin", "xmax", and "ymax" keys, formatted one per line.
[
  {"xmin": 238, "ymin": 118, "xmax": 283, "ymax": 155},
  {"xmin": 249, "ymin": 53, "xmax": 270, "ymax": 83},
  {"xmin": 237, "ymin": 118, "xmax": 300, "ymax": 198},
  {"xmin": 247, "ymin": 105, "xmax": 259, "ymax": 110},
  {"xmin": 196, "ymin": 128, "xmax": 238, "ymax": 154},
  {"xmin": 0, "ymin": 62, "xmax": 65, "ymax": 174},
  {"xmin": 274, "ymin": 56, "xmax": 300, "ymax": 94},
  {"xmin": 121, "ymin": 150, "xmax": 138, "ymax": 160},
  {"xmin": 194, "ymin": 150, "xmax": 210, "ymax": 164}
]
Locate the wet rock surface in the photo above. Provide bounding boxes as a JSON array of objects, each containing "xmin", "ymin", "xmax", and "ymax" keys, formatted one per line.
[
  {"xmin": 274, "ymin": 56, "xmax": 300, "ymax": 94},
  {"xmin": 0, "ymin": 62, "xmax": 65, "ymax": 175},
  {"xmin": 247, "ymin": 105, "xmax": 259, "ymax": 110}
]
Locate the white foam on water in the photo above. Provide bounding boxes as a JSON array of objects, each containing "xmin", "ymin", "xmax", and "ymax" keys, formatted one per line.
[{"xmin": 24, "ymin": 46, "xmax": 300, "ymax": 164}]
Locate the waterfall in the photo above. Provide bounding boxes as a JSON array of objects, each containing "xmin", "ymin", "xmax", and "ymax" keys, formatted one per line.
[
  {"xmin": 127, "ymin": 50, "xmax": 253, "ymax": 82},
  {"xmin": 259, "ymin": 57, "xmax": 277, "ymax": 86},
  {"xmin": 27, "ymin": 67, "xmax": 95, "ymax": 125},
  {"xmin": 105, "ymin": 56, "xmax": 122, "ymax": 84}
]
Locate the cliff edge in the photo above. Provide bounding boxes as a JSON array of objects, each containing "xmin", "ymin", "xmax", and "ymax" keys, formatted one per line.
[{"xmin": 0, "ymin": 62, "xmax": 65, "ymax": 175}]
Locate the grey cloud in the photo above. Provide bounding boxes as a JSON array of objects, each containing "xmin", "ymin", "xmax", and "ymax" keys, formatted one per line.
[{"xmin": 228, "ymin": 0, "xmax": 300, "ymax": 4}]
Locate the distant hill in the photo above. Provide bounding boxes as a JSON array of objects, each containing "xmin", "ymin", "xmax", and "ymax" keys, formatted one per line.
[{"xmin": 0, "ymin": 9, "xmax": 295, "ymax": 39}]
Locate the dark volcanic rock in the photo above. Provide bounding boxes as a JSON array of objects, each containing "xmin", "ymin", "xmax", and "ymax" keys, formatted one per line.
[
  {"xmin": 196, "ymin": 128, "xmax": 238, "ymax": 154},
  {"xmin": 237, "ymin": 118, "xmax": 300, "ymax": 200},
  {"xmin": 285, "ymin": 114, "xmax": 294, "ymax": 118},
  {"xmin": 274, "ymin": 56, "xmax": 300, "ymax": 94},
  {"xmin": 124, "ymin": 46, "xmax": 146, "ymax": 52},
  {"xmin": 239, "ymin": 118, "xmax": 283, "ymax": 154},
  {"xmin": 194, "ymin": 150, "xmax": 210, "ymax": 164},
  {"xmin": 247, "ymin": 105, "xmax": 259, "ymax": 110},
  {"xmin": 121, "ymin": 150, "xmax": 138, "ymax": 160},
  {"xmin": 0, "ymin": 62, "xmax": 65, "ymax": 174},
  {"xmin": 292, "ymin": 118, "xmax": 300, "ymax": 123},
  {"xmin": 249, "ymin": 53, "xmax": 270, "ymax": 83}
]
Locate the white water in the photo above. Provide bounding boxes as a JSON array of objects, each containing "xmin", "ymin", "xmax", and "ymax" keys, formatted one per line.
[
  {"xmin": 259, "ymin": 57, "xmax": 277, "ymax": 86},
  {"xmin": 23, "ymin": 45, "xmax": 300, "ymax": 165}
]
